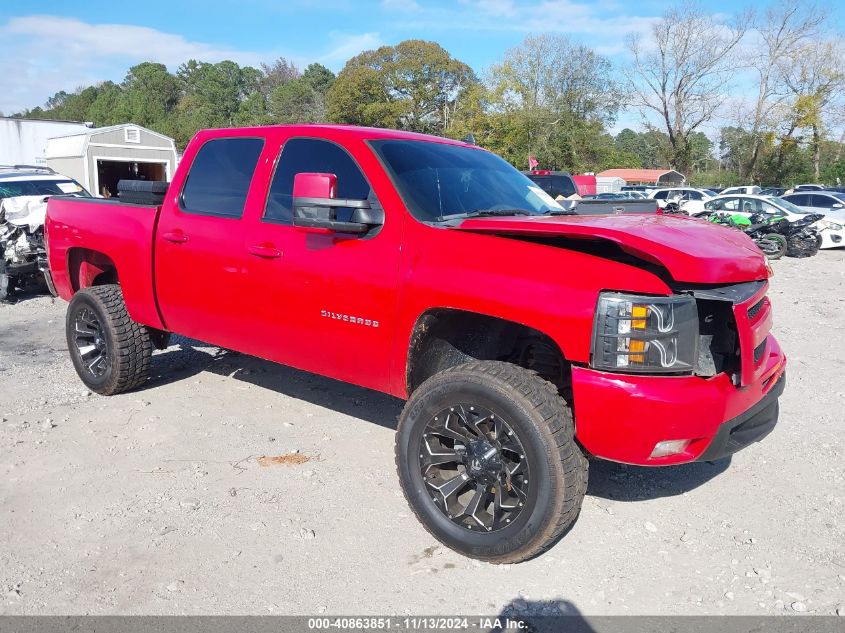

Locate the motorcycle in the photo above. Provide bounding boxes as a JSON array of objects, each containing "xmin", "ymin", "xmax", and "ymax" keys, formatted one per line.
[
  {"xmin": 699, "ymin": 211, "xmax": 789, "ymax": 260},
  {"xmin": 747, "ymin": 212, "xmax": 824, "ymax": 258}
]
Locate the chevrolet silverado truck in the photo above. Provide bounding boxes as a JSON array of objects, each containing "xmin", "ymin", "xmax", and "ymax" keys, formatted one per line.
[{"xmin": 45, "ymin": 125, "xmax": 786, "ymax": 562}]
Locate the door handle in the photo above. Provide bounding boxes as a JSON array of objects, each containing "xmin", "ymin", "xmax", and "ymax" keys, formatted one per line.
[
  {"xmin": 162, "ymin": 231, "xmax": 188, "ymax": 243},
  {"xmin": 247, "ymin": 244, "xmax": 282, "ymax": 259}
]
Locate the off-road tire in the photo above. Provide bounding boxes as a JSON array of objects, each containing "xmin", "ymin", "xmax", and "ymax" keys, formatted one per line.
[
  {"xmin": 396, "ymin": 361, "xmax": 588, "ymax": 563},
  {"xmin": 66, "ymin": 285, "xmax": 152, "ymax": 395}
]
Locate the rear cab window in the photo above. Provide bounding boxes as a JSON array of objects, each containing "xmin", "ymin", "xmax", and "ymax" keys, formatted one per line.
[
  {"xmin": 528, "ymin": 174, "xmax": 576, "ymax": 199},
  {"xmin": 180, "ymin": 137, "xmax": 264, "ymax": 218}
]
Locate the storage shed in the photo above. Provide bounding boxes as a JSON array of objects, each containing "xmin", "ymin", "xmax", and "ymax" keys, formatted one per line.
[
  {"xmin": 46, "ymin": 124, "xmax": 177, "ymax": 197},
  {"xmin": 595, "ymin": 176, "xmax": 626, "ymax": 193},
  {"xmin": 597, "ymin": 168, "xmax": 685, "ymax": 186}
]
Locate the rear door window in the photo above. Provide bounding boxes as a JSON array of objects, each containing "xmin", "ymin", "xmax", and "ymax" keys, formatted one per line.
[
  {"xmin": 653, "ymin": 190, "xmax": 669, "ymax": 200},
  {"xmin": 180, "ymin": 137, "xmax": 264, "ymax": 218}
]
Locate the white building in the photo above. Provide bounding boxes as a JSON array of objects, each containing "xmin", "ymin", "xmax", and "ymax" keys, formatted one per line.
[
  {"xmin": 0, "ymin": 117, "xmax": 93, "ymax": 166},
  {"xmin": 46, "ymin": 124, "xmax": 178, "ymax": 197},
  {"xmin": 595, "ymin": 176, "xmax": 626, "ymax": 194}
]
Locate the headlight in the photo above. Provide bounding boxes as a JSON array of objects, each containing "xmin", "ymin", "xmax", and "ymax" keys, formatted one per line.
[
  {"xmin": 591, "ymin": 292, "xmax": 698, "ymax": 373},
  {"xmin": 819, "ymin": 220, "xmax": 843, "ymax": 231}
]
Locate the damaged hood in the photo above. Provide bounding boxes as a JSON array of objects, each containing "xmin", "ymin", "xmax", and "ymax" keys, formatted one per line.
[
  {"xmin": 0, "ymin": 195, "xmax": 48, "ymax": 232},
  {"xmin": 452, "ymin": 213, "xmax": 769, "ymax": 284}
]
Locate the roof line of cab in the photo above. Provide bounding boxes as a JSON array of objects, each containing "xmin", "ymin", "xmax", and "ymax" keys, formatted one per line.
[{"xmin": 191, "ymin": 123, "xmax": 477, "ymax": 146}]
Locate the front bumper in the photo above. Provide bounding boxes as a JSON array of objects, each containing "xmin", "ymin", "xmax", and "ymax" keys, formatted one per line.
[
  {"xmin": 571, "ymin": 335, "xmax": 786, "ymax": 466},
  {"xmin": 697, "ymin": 372, "xmax": 784, "ymax": 461}
]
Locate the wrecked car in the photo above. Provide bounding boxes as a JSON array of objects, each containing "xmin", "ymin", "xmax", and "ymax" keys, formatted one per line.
[
  {"xmin": 0, "ymin": 166, "xmax": 89, "ymax": 300},
  {"xmin": 45, "ymin": 125, "xmax": 786, "ymax": 563}
]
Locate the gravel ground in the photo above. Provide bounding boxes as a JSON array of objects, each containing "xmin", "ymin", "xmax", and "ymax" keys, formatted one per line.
[{"xmin": 1, "ymin": 251, "xmax": 844, "ymax": 617}]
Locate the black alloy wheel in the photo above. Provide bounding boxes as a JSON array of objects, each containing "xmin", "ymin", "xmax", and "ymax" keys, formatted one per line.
[
  {"xmin": 72, "ymin": 306, "xmax": 110, "ymax": 378},
  {"xmin": 419, "ymin": 404, "xmax": 530, "ymax": 533}
]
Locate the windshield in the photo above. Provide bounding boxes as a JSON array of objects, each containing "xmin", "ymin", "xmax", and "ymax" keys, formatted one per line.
[
  {"xmin": 768, "ymin": 196, "xmax": 808, "ymax": 215},
  {"xmin": 369, "ymin": 140, "xmax": 565, "ymax": 221},
  {"xmin": 0, "ymin": 178, "xmax": 90, "ymax": 200},
  {"xmin": 702, "ymin": 189, "xmax": 717, "ymax": 197}
]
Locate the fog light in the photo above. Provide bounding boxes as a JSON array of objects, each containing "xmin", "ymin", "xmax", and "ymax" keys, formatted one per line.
[{"xmin": 650, "ymin": 439, "xmax": 692, "ymax": 458}]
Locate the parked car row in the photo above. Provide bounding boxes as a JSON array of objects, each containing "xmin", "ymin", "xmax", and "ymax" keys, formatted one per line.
[{"xmin": 522, "ymin": 169, "xmax": 844, "ymax": 259}]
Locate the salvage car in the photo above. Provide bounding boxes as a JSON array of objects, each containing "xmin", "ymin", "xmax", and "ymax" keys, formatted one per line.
[
  {"xmin": 45, "ymin": 125, "xmax": 786, "ymax": 562},
  {"xmin": 0, "ymin": 165, "xmax": 90, "ymax": 300}
]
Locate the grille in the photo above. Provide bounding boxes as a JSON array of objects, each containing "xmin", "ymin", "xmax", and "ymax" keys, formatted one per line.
[
  {"xmin": 747, "ymin": 297, "xmax": 766, "ymax": 320},
  {"xmin": 753, "ymin": 339, "xmax": 767, "ymax": 364}
]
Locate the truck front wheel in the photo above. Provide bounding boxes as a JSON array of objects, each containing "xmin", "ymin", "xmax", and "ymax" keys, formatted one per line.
[
  {"xmin": 65, "ymin": 285, "xmax": 152, "ymax": 395},
  {"xmin": 396, "ymin": 361, "xmax": 587, "ymax": 562}
]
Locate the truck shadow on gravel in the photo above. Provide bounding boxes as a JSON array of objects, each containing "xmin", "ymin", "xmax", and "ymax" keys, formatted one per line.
[
  {"xmin": 491, "ymin": 598, "xmax": 593, "ymax": 633},
  {"xmin": 146, "ymin": 335, "xmax": 731, "ymax": 497},
  {"xmin": 586, "ymin": 457, "xmax": 731, "ymax": 501},
  {"xmin": 146, "ymin": 335, "xmax": 404, "ymax": 430}
]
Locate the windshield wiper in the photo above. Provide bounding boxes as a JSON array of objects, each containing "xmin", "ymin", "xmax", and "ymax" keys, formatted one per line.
[
  {"xmin": 437, "ymin": 209, "xmax": 535, "ymax": 221},
  {"xmin": 543, "ymin": 209, "xmax": 577, "ymax": 216}
]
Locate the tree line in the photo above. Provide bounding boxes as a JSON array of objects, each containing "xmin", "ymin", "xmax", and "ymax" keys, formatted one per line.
[{"xmin": 13, "ymin": 1, "xmax": 845, "ymax": 186}]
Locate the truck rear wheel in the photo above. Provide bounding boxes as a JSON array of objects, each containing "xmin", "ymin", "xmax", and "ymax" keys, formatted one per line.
[
  {"xmin": 395, "ymin": 361, "xmax": 587, "ymax": 562},
  {"xmin": 65, "ymin": 285, "xmax": 152, "ymax": 395}
]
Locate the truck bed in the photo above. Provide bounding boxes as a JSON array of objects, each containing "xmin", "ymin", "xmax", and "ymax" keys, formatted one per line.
[{"xmin": 45, "ymin": 196, "xmax": 165, "ymax": 329}]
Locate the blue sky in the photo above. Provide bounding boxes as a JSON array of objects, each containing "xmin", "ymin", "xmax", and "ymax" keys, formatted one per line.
[{"xmin": 1, "ymin": 0, "xmax": 839, "ymax": 130}]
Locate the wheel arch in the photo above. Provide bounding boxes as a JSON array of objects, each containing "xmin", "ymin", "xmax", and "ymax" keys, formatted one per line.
[
  {"xmin": 67, "ymin": 247, "xmax": 118, "ymax": 292},
  {"xmin": 405, "ymin": 308, "xmax": 572, "ymax": 397}
]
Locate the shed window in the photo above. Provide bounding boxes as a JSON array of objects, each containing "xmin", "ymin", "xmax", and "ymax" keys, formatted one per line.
[{"xmin": 124, "ymin": 127, "xmax": 141, "ymax": 143}]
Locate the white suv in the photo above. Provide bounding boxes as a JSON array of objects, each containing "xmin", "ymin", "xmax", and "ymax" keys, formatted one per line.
[
  {"xmin": 648, "ymin": 187, "xmax": 717, "ymax": 214},
  {"xmin": 0, "ymin": 165, "xmax": 90, "ymax": 200}
]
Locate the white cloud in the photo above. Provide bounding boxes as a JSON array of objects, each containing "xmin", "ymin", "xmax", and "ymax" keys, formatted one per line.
[
  {"xmin": 380, "ymin": 0, "xmax": 421, "ymax": 12},
  {"xmin": 388, "ymin": 0, "xmax": 660, "ymax": 53},
  {"xmin": 460, "ymin": 0, "xmax": 518, "ymax": 17},
  {"xmin": 0, "ymin": 15, "xmax": 381, "ymax": 114},
  {"xmin": 4, "ymin": 15, "xmax": 261, "ymax": 67},
  {"xmin": 317, "ymin": 32, "xmax": 383, "ymax": 64}
]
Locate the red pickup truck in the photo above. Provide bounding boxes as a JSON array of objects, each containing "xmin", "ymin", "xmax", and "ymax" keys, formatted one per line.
[{"xmin": 45, "ymin": 124, "xmax": 786, "ymax": 562}]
